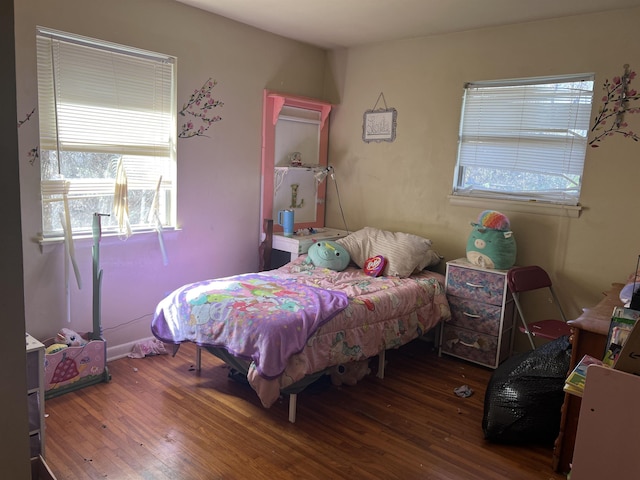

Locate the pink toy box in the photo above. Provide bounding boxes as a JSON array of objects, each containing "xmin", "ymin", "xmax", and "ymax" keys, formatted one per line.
[
  {"xmin": 43, "ymin": 333, "xmax": 110, "ymax": 399},
  {"xmin": 43, "ymin": 213, "xmax": 112, "ymax": 399}
]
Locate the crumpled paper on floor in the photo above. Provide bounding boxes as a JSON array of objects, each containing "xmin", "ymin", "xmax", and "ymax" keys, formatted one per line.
[{"xmin": 454, "ymin": 384, "xmax": 474, "ymax": 398}]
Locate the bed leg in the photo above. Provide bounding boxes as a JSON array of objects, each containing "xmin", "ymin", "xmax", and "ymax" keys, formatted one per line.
[
  {"xmin": 377, "ymin": 350, "xmax": 386, "ymax": 379},
  {"xmin": 196, "ymin": 346, "xmax": 202, "ymax": 371},
  {"xmin": 288, "ymin": 394, "xmax": 297, "ymax": 423}
]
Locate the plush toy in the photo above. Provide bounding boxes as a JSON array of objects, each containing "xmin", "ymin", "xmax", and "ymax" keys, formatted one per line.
[
  {"xmin": 329, "ymin": 359, "xmax": 371, "ymax": 386},
  {"xmin": 466, "ymin": 210, "xmax": 516, "ymax": 270},
  {"xmin": 57, "ymin": 328, "xmax": 87, "ymax": 347},
  {"xmin": 45, "ymin": 343, "xmax": 68, "ymax": 355},
  {"xmin": 306, "ymin": 240, "xmax": 350, "ymax": 271},
  {"xmin": 363, "ymin": 255, "xmax": 386, "ymax": 277}
]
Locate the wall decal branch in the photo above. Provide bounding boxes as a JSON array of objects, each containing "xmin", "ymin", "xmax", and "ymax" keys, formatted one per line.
[
  {"xmin": 17, "ymin": 107, "xmax": 36, "ymax": 128},
  {"xmin": 178, "ymin": 78, "xmax": 224, "ymax": 138},
  {"xmin": 17, "ymin": 106, "xmax": 39, "ymax": 165},
  {"xmin": 590, "ymin": 64, "xmax": 640, "ymax": 147}
]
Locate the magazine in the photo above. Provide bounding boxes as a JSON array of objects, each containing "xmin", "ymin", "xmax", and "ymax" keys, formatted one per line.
[
  {"xmin": 563, "ymin": 354, "xmax": 605, "ymax": 397},
  {"xmin": 613, "ymin": 320, "xmax": 640, "ymax": 375}
]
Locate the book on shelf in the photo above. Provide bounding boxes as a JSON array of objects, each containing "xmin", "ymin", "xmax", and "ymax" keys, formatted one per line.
[
  {"xmin": 602, "ymin": 306, "xmax": 640, "ymax": 367},
  {"xmin": 564, "ymin": 306, "xmax": 640, "ymax": 397},
  {"xmin": 613, "ymin": 319, "xmax": 640, "ymax": 375},
  {"xmin": 564, "ymin": 354, "xmax": 605, "ymax": 397}
]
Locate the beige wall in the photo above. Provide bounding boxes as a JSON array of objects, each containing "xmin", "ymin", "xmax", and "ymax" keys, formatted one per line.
[
  {"xmin": 325, "ymin": 9, "xmax": 640, "ymax": 352},
  {"xmin": 14, "ymin": 1, "xmax": 640, "ymax": 355},
  {"xmin": 14, "ymin": 0, "xmax": 328, "ymax": 352}
]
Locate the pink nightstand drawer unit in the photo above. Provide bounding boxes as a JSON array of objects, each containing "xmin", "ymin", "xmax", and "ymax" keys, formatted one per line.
[
  {"xmin": 446, "ymin": 296, "xmax": 503, "ymax": 336},
  {"xmin": 446, "ymin": 264, "xmax": 506, "ymax": 305},
  {"xmin": 440, "ymin": 324, "xmax": 503, "ymax": 367},
  {"xmin": 440, "ymin": 258, "xmax": 515, "ymax": 368}
]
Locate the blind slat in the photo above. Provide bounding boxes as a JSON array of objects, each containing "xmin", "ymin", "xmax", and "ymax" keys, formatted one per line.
[
  {"xmin": 36, "ymin": 27, "xmax": 176, "ymax": 236},
  {"xmin": 455, "ymin": 74, "xmax": 594, "ymax": 204}
]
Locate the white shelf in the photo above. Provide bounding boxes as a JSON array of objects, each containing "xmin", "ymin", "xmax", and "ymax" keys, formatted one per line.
[
  {"xmin": 274, "ymin": 165, "xmax": 321, "ymax": 170},
  {"xmin": 273, "ymin": 228, "xmax": 349, "ymax": 261}
]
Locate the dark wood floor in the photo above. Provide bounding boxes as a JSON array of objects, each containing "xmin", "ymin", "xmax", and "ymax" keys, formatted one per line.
[{"xmin": 43, "ymin": 340, "xmax": 567, "ymax": 479}]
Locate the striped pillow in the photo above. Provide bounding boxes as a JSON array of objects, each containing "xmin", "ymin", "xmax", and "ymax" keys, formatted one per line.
[{"xmin": 336, "ymin": 227, "xmax": 441, "ymax": 278}]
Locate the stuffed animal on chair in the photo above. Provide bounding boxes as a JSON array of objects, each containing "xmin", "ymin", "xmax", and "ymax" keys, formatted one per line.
[
  {"xmin": 466, "ymin": 210, "xmax": 517, "ymax": 270},
  {"xmin": 306, "ymin": 240, "xmax": 351, "ymax": 272},
  {"xmin": 57, "ymin": 328, "xmax": 88, "ymax": 347}
]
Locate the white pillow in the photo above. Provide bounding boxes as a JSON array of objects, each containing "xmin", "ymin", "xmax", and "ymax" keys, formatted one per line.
[{"xmin": 336, "ymin": 227, "xmax": 441, "ymax": 278}]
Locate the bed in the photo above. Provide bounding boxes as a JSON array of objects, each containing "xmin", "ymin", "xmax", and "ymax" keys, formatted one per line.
[{"xmin": 151, "ymin": 226, "xmax": 451, "ymax": 422}]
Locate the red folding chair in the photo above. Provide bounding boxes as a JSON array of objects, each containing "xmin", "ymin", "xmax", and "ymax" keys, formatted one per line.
[{"xmin": 507, "ymin": 265, "xmax": 572, "ymax": 350}]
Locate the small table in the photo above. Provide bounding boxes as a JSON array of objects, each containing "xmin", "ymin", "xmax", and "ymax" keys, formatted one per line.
[{"xmin": 272, "ymin": 228, "xmax": 349, "ymax": 263}]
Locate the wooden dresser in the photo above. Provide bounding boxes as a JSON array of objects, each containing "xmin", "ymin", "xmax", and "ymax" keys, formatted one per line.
[{"xmin": 552, "ymin": 282, "xmax": 624, "ymax": 473}]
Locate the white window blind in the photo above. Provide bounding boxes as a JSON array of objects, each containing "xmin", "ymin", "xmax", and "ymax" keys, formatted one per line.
[
  {"xmin": 36, "ymin": 27, "xmax": 177, "ymax": 238},
  {"xmin": 453, "ymin": 74, "xmax": 594, "ymax": 205}
]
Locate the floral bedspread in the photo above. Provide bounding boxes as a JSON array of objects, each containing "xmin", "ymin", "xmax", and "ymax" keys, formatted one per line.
[
  {"xmin": 153, "ymin": 256, "xmax": 451, "ymax": 408},
  {"xmin": 246, "ymin": 256, "xmax": 451, "ymax": 407},
  {"xmin": 152, "ymin": 273, "xmax": 349, "ymax": 378}
]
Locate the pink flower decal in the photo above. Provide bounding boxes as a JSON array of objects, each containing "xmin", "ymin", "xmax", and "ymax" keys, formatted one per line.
[
  {"xmin": 179, "ymin": 78, "xmax": 224, "ymax": 138},
  {"xmin": 590, "ymin": 64, "xmax": 640, "ymax": 147}
]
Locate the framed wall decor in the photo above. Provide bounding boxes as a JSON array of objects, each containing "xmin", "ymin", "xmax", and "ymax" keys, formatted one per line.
[{"xmin": 363, "ymin": 107, "xmax": 397, "ymax": 143}]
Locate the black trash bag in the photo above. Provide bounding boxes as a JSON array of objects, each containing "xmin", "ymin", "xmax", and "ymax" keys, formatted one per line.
[{"xmin": 482, "ymin": 335, "xmax": 571, "ymax": 444}]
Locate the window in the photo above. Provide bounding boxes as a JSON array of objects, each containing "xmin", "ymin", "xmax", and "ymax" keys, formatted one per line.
[
  {"xmin": 453, "ymin": 74, "xmax": 594, "ymax": 206},
  {"xmin": 36, "ymin": 27, "xmax": 177, "ymax": 239}
]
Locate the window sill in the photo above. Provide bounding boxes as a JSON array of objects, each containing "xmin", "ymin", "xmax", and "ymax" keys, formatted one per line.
[
  {"xmin": 37, "ymin": 226, "xmax": 181, "ymax": 254},
  {"xmin": 448, "ymin": 195, "xmax": 582, "ymax": 218}
]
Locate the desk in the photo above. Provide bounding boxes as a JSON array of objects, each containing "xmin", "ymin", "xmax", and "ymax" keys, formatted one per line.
[
  {"xmin": 272, "ymin": 228, "xmax": 349, "ymax": 263},
  {"xmin": 552, "ymin": 282, "xmax": 624, "ymax": 473}
]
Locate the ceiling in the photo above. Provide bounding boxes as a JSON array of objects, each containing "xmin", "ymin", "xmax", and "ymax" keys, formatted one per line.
[{"xmin": 177, "ymin": 0, "xmax": 640, "ymax": 49}]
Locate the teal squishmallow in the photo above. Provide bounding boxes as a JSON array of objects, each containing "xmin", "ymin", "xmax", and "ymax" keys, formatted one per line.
[
  {"xmin": 466, "ymin": 210, "xmax": 516, "ymax": 270},
  {"xmin": 306, "ymin": 240, "xmax": 351, "ymax": 271}
]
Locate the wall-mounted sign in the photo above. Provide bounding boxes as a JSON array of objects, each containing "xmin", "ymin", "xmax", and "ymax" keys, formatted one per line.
[{"xmin": 362, "ymin": 92, "xmax": 397, "ymax": 143}]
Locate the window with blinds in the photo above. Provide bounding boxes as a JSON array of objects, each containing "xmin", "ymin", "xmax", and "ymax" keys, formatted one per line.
[
  {"xmin": 453, "ymin": 74, "xmax": 595, "ymax": 206},
  {"xmin": 36, "ymin": 27, "xmax": 177, "ymax": 239}
]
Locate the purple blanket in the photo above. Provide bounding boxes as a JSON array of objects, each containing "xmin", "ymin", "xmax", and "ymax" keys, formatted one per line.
[{"xmin": 152, "ymin": 273, "xmax": 349, "ymax": 378}]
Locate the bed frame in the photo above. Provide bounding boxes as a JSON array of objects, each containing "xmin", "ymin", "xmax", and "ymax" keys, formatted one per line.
[
  {"xmin": 167, "ymin": 219, "xmax": 387, "ymax": 423},
  {"xmin": 161, "ymin": 219, "xmax": 446, "ymax": 423},
  {"xmin": 187, "ymin": 344, "xmax": 387, "ymax": 423}
]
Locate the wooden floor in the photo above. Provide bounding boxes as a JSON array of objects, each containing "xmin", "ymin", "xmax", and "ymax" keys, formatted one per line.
[{"xmin": 44, "ymin": 340, "xmax": 567, "ymax": 480}]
